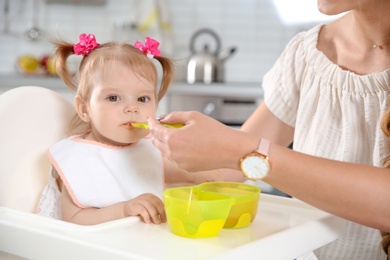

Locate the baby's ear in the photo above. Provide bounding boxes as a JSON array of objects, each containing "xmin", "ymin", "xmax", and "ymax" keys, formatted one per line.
[{"xmin": 74, "ymin": 95, "xmax": 91, "ymax": 123}]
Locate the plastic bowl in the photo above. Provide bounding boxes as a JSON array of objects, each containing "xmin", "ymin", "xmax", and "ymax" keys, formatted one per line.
[
  {"xmin": 163, "ymin": 186, "xmax": 233, "ymax": 238},
  {"xmin": 199, "ymin": 182, "xmax": 260, "ymax": 229}
]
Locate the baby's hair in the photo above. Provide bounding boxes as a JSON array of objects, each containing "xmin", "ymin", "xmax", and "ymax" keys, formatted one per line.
[{"xmin": 51, "ymin": 37, "xmax": 174, "ymax": 134}]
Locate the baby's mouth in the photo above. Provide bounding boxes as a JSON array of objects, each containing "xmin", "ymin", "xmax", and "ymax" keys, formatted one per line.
[
  {"xmin": 123, "ymin": 121, "xmax": 136, "ymax": 128},
  {"xmin": 124, "ymin": 121, "xmax": 149, "ymax": 129}
]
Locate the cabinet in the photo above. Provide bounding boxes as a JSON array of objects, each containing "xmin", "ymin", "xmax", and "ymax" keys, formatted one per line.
[{"xmin": 165, "ymin": 82, "xmax": 263, "ymax": 125}]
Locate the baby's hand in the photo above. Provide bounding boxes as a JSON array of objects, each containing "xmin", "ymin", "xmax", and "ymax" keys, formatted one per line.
[{"xmin": 123, "ymin": 193, "xmax": 166, "ymax": 224}]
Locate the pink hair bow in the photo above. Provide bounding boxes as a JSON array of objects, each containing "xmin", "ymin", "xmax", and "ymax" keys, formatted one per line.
[
  {"xmin": 73, "ymin": 33, "xmax": 100, "ymax": 56},
  {"xmin": 134, "ymin": 37, "xmax": 161, "ymax": 59}
]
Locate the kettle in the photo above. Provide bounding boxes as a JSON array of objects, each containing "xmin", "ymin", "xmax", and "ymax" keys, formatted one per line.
[{"xmin": 187, "ymin": 28, "xmax": 236, "ymax": 84}]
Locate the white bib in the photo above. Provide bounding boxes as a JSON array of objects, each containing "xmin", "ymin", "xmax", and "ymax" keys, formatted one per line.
[{"xmin": 48, "ymin": 136, "xmax": 163, "ymax": 208}]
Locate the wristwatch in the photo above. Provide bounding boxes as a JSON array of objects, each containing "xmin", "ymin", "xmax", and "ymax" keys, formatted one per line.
[{"xmin": 240, "ymin": 138, "xmax": 271, "ymax": 180}]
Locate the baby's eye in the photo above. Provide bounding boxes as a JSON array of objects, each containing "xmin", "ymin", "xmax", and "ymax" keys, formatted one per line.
[
  {"xmin": 107, "ymin": 95, "xmax": 120, "ymax": 102},
  {"xmin": 138, "ymin": 96, "xmax": 150, "ymax": 103}
]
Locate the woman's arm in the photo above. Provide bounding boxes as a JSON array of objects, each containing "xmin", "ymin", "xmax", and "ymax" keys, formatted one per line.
[
  {"xmin": 148, "ymin": 111, "xmax": 390, "ymax": 232},
  {"xmin": 163, "ymin": 155, "xmax": 244, "ymax": 188},
  {"xmin": 267, "ymin": 144, "xmax": 390, "ymax": 232},
  {"xmin": 241, "ymin": 102, "xmax": 295, "ymax": 147}
]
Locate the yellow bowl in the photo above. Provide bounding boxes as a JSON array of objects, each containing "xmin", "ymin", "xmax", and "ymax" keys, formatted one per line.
[
  {"xmin": 199, "ymin": 182, "xmax": 260, "ymax": 229},
  {"xmin": 163, "ymin": 186, "xmax": 233, "ymax": 238}
]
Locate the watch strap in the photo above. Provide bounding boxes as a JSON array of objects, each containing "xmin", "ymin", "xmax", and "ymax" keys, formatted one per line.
[{"xmin": 257, "ymin": 138, "xmax": 270, "ymax": 157}]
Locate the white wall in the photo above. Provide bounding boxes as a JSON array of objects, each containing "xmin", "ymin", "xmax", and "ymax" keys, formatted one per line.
[{"xmin": 0, "ymin": 0, "xmax": 325, "ymax": 83}]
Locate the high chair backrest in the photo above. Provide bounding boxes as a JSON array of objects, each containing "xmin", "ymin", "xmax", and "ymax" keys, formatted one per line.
[{"xmin": 0, "ymin": 86, "xmax": 75, "ymax": 213}]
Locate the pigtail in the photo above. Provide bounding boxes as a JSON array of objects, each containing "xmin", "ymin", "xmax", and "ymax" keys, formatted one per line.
[
  {"xmin": 154, "ymin": 56, "xmax": 174, "ymax": 101},
  {"xmin": 52, "ymin": 39, "xmax": 78, "ymax": 92}
]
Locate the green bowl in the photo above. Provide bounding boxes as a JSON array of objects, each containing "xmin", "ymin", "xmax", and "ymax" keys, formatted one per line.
[
  {"xmin": 199, "ymin": 182, "xmax": 260, "ymax": 228},
  {"xmin": 163, "ymin": 186, "xmax": 233, "ymax": 238}
]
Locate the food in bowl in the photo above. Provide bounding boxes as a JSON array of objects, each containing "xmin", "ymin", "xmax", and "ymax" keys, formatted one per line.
[
  {"xmin": 163, "ymin": 186, "xmax": 233, "ymax": 238},
  {"xmin": 199, "ymin": 182, "xmax": 260, "ymax": 229}
]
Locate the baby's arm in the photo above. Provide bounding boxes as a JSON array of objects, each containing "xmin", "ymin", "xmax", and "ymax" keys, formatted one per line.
[
  {"xmin": 61, "ymin": 184, "xmax": 166, "ymax": 225},
  {"xmin": 163, "ymin": 155, "xmax": 245, "ymax": 188}
]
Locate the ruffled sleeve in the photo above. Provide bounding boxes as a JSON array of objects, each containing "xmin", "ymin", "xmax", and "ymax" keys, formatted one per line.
[{"xmin": 262, "ymin": 24, "xmax": 322, "ymax": 127}]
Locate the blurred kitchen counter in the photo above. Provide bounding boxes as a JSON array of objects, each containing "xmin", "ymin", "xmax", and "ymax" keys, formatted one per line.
[
  {"xmin": 0, "ymin": 74, "xmax": 262, "ymax": 94},
  {"xmin": 168, "ymin": 81, "xmax": 263, "ymax": 98},
  {"xmin": 0, "ymin": 74, "xmax": 263, "ymax": 114},
  {"xmin": 0, "ymin": 73, "xmax": 67, "ymax": 90},
  {"xmin": 0, "ymin": 73, "xmax": 73, "ymax": 101}
]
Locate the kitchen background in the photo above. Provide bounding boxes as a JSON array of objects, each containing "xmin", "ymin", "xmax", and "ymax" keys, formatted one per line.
[
  {"xmin": 0, "ymin": 0, "xmax": 339, "ymax": 195},
  {"xmin": 0, "ymin": 0, "xmax": 339, "ymax": 82}
]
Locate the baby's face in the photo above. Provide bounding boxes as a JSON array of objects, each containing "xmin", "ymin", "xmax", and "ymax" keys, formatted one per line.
[{"xmin": 86, "ymin": 65, "xmax": 157, "ymax": 146}]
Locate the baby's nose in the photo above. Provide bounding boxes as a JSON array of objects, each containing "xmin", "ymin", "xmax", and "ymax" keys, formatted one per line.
[{"xmin": 124, "ymin": 103, "xmax": 139, "ymax": 113}]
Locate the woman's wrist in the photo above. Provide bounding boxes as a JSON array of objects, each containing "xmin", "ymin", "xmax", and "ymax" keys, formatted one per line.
[{"xmin": 227, "ymin": 131, "xmax": 260, "ymax": 171}]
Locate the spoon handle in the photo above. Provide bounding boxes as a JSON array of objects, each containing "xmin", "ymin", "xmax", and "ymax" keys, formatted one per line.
[{"xmin": 131, "ymin": 122, "xmax": 183, "ymax": 129}]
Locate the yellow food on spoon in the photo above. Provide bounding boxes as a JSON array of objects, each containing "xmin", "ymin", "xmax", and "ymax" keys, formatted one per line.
[{"xmin": 131, "ymin": 122, "xmax": 184, "ymax": 129}]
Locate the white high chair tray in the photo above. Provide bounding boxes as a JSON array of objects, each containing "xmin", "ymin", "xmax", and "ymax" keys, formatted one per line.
[{"xmin": 0, "ymin": 194, "xmax": 346, "ymax": 260}]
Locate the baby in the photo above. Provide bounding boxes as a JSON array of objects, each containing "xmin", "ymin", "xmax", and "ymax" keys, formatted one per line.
[
  {"xmin": 36, "ymin": 34, "xmax": 171, "ymax": 225},
  {"xmin": 36, "ymin": 34, "xmax": 242, "ymax": 225}
]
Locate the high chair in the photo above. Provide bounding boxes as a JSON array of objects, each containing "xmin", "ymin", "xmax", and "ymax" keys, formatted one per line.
[
  {"xmin": 0, "ymin": 87, "xmax": 348, "ymax": 260},
  {"xmin": 0, "ymin": 86, "xmax": 75, "ymax": 259},
  {"xmin": 0, "ymin": 86, "xmax": 75, "ymax": 213}
]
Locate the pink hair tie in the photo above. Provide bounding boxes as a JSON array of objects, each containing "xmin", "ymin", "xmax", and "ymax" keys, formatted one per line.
[
  {"xmin": 134, "ymin": 37, "xmax": 161, "ymax": 59},
  {"xmin": 73, "ymin": 33, "xmax": 100, "ymax": 56}
]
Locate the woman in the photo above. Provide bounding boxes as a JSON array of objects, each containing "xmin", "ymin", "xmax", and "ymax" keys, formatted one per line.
[{"xmin": 149, "ymin": 0, "xmax": 390, "ymax": 258}]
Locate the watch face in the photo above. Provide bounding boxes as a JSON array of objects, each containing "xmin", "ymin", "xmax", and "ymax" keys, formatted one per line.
[{"xmin": 241, "ymin": 155, "xmax": 270, "ymax": 180}]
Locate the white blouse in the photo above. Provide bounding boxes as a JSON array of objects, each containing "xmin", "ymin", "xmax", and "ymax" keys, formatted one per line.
[{"xmin": 263, "ymin": 24, "xmax": 389, "ymax": 259}]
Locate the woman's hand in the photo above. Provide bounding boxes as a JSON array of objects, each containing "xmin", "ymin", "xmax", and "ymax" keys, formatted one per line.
[
  {"xmin": 148, "ymin": 111, "xmax": 258, "ymax": 172},
  {"xmin": 123, "ymin": 193, "xmax": 166, "ymax": 224}
]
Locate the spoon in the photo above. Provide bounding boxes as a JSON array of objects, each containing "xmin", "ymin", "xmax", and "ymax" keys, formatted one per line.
[
  {"xmin": 186, "ymin": 187, "xmax": 195, "ymax": 214},
  {"xmin": 131, "ymin": 122, "xmax": 184, "ymax": 129}
]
